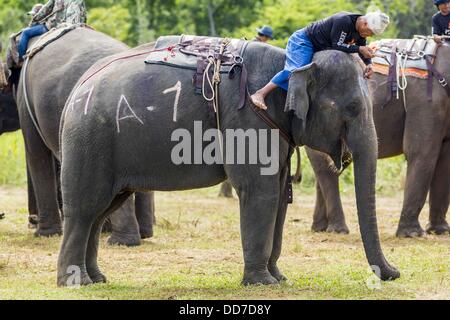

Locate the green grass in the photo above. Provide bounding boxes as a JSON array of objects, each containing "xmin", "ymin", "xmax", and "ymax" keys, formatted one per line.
[
  {"xmin": 0, "ymin": 185, "xmax": 449, "ymax": 300},
  {"xmin": 0, "ymin": 132, "xmax": 26, "ymax": 186}
]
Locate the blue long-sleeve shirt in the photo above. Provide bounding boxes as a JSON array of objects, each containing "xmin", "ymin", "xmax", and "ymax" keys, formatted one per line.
[{"xmin": 306, "ymin": 12, "xmax": 372, "ymax": 65}]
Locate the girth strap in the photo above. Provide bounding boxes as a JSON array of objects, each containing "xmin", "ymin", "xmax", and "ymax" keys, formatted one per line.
[
  {"xmin": 248, "ymin": 97, "xmax": 299, "ymax": 204},
  {"xmin": 424, "ymin": 54, "xmax": 450, "ymax": 102},
  {"xmin": 384, "ymin": 45, "xmax": 397, "ymax": 107}
]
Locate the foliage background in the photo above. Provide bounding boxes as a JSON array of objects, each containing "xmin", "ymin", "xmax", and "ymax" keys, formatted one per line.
[{"xmin": 0, "ymin": 0, "xmax": 427, "ymax": 193}]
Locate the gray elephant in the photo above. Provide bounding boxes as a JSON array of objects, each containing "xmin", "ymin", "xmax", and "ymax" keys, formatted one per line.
[
  {"xmin": 7, "ymin": 27, "xmax": 155, "ymax": 245},
  {"xmin": 307, "ymin": 42, "xmax": 450, "ymax": 237},
  {"xmin": 57, "ymin": 40, "xmax": 399, "ymax": 286}
]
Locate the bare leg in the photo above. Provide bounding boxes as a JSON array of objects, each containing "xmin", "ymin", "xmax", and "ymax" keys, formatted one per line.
[{"xmin": 250, "ymin": 82, "xmax": 278, "ymax": 110}]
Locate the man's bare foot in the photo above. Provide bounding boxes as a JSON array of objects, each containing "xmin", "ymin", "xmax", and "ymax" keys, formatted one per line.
[{"xmin": 250, "ymin": 92, "xmax": 268, "ymax": 110}]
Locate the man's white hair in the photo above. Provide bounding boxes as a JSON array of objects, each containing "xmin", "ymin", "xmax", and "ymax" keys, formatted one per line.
[{"xmin": 364, "ymin": 11, "xmax": 390, "ymax": 35}]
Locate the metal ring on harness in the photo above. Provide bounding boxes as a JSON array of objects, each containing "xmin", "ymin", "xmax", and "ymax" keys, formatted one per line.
[
  {"xmin": 439, "ymin": 78, "xmax": 448, "ymax": 87},
  {"xmin": 233, "ymin": 56, "xmax": 243, "ymax": 64}
]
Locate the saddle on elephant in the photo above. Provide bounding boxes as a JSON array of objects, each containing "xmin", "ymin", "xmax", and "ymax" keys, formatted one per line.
[
  {"xmin": 370, "ymin": 36, "xmax": 439, "ymax": 78},
  {"xmin": 369, "ymin": 35, "xmax": 449, "ymax": 103},
  {"xmin": 145, "ymin": 35, "xmax": 248, "ymax": 111}
]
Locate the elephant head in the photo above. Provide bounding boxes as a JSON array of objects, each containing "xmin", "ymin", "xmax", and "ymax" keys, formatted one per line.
[
  {"xmin": 286, "ymin": 50, "xmax": 399, "ymax": 281},
  {"xmin": 0, "ymin": 42, "xmax": 19, "ymax": 134}
]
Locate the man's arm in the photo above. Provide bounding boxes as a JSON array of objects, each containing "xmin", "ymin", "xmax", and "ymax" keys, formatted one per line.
[
  {"xmin": 357, "ymin": 37, "xmax": 372, "ymax": 65},
  {"xmin": 330, "ymin": 17, "xmax": 360, "ymax": 53},
  {"xmin": 32, "ymin": 0, "xmax": 55, "ymax": 23}
]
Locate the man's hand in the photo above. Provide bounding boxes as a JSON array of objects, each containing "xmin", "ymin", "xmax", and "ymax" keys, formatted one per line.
[
  {"xmin": 433, "ymin": 35, "xmax": 443, "ymax": 44},
  {"xmin": 359, "ymin": 46, "xmax": 375, "ymax": 59},
  {"xmin": 364, "ymin": 64, "xmax": 374, "ymax": 79}
]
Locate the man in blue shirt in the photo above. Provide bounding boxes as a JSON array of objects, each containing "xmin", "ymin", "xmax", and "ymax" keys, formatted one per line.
[
  {"xmin": 432, "ymin": 0, "xmax": 450, "ymax": 44},
  {"xmin": 251, "ymin": 11, "xmax": 390, "ymax": 110}
]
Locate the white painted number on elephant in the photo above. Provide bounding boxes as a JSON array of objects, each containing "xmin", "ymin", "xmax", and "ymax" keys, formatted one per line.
[
  {"xmin": 116, "ymin": 95, "xmax": 144, "ymax": 133},
  {"xmin": 163, "ymin": 81, "xmax": 182, "ymax": 122},
  {"xmin": 67, "ymin": 86, "xmax": 94, "ymax": 114}
]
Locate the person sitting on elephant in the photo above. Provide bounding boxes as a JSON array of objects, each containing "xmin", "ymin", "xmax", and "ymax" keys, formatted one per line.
[
  {"xmin": 253, "ymin": 25, "xmax": 274, "ymax": 43},
  {"xmin": 250, "ymin": 11, "xmax": 390, "ymax": 110},
  {"xmin": 432, "ymin": 0, "xmax": 450, "ymax": 44},
  {"xmin": 17, "ymin": 3, "xmax": 46, "ymax": 60},
  {"xmin": 18, "ymin": 0, "xmax": 87, "ymax": 60}
]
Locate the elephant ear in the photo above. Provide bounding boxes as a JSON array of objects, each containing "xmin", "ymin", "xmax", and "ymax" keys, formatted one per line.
[{"xmin": 285, "ymin": 62, "xmax": 317, "ymax": 131}]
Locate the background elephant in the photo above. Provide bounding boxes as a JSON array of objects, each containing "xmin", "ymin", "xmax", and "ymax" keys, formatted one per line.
[
  {"xmin": 307, "ymin": 43, "xmax": 450, "ymax": 237},
  {"xmin": 6, "ymin": 27, "xmax": 155, "ymax": 245},
  {"xmin": 57, "ymin": 40, "xmax": 398, "ymax": 286}
]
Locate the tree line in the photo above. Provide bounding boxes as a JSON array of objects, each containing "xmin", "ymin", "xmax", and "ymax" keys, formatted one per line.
[{"xmin": 0, "ymin": 0, "xmax": 439, "ymax": 49}]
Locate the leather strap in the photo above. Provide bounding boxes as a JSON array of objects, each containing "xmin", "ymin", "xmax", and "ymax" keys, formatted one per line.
[{"xmin": 424, "ymin": 54, "xmax": 450, "ymax": 102}]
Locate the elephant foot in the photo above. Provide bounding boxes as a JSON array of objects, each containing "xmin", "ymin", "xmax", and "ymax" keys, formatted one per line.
[
  {"xmin": 426, "ymin": 222, "xmax": 450, "ymax": 235},
  {"xmin": 311, "ymin": 219, "xmax": 329, "ymax": 233},
  {"xmin": 107, "ymin": 233, "xmax": 141, "ymax": 247},
  {"xmin": 57, "ymin": 271, "xmax": 93, "ymax": 287},
  {"xmin": 374, "ymin": 265, "xmax": 401, "ymax": 281},
  {"xmin": 242, "ymin": 269, "xmax": 279, "ymax": 286},
  {"xmin": 34, "ymin": 225, "xmax": 62, "ymax": 237},
  {"xmin": 268, "ymin": 264, "xmax": 287, "ymax": 282},
  {"xmin": 87, "ymin": 270, "xmax": 107, "ymax": 284},
  {"xmin": 396, "ymin": 223, "xmax": 425, "ymax": 238},
  {"xmin": 326, "ymin": 223, "xmax": 350, "ymax": 234},
  {"xmin": 139, "ymin": 228, "xmax": 153, "ymax": 239}
]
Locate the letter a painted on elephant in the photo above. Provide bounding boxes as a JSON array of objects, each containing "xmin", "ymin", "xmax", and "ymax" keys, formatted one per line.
[{"xmin": 116, "ymin": 95, "xmax": 144, "ymax": 133}]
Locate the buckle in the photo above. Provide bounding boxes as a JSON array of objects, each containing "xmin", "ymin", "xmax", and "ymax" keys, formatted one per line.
[
  {"xmin": 439, "ymin": 78, "xmax": 448, "ymax": 87},
  {"xmin": 234, "ymin": 55, "xmax": 243, "ymax": 64}
]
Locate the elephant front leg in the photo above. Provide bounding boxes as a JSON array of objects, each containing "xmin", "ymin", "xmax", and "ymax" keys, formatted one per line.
[
  {"xmin": 307, "ymin": 148, "xmax": 349, "ymax": 234},
  {"xmin": 236, "ymin": 177, "xmax": 280, "ymax": 286},
  {"xmin": 107, "ymin": 196, "xmax": 141, "ymax": 246},
  {"xmin": 134, "ymin": 192, "xmax": 155, "ymax": 239},
  {"xmin": 268, "ymin": 165, "xmax": 289, "ymax": 282},
  {"xmin": 218, "ymin": 180, "xmax": 234, "ymax": 198},
  {"xmin": 427, "ymin": 140, "xmax": 450, "ymax": 235}
]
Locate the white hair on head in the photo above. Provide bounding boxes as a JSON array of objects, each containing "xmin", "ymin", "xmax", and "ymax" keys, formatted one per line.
[{"xmin": 364, "ymin": 10, "xmax": 390, "ymax": 35}]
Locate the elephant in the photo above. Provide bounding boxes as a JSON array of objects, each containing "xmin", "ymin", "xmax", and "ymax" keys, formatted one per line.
[
  {"xmin": 307, "ymin": 42, "xmax": 450, "ymax": 237},
  {"xmin": 5, "ymin": 28, "xmax": 155, "ymax": 245},
  {"xmin": 56, "ymin": 40, "xmax": 400, "ymax": 286}
]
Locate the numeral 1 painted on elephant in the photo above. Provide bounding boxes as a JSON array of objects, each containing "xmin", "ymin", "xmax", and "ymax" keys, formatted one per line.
[{"xmin": 163, "ymin": 81, "xmax": 182, "ymax": 122}]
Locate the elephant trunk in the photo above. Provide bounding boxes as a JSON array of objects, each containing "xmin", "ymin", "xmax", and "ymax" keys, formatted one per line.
[{"xmin": 346, "ymin": 118, "xmax": 400, "ymax": 281}]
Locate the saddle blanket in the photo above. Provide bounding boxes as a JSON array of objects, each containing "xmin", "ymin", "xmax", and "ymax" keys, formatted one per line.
[
  {"xmin": 144, "ymin": 35, "xmax": 246, "ymax": 73},
  {"xmin": 370, "ymin": 37, "xmax": 438, "ymax": 79}
]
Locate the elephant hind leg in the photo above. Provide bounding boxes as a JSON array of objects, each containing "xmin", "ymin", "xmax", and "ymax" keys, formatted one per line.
[
  {"xmin": 57, "ymin": 179, "xmax": 120, "ymax": 287},
  {"xmin": 427, "ymin": 140, "xmax": 450, "ymax": 235},
  {"xmin": 86, "ymin": 191, "xmax": 133, "ymax": 283}
]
